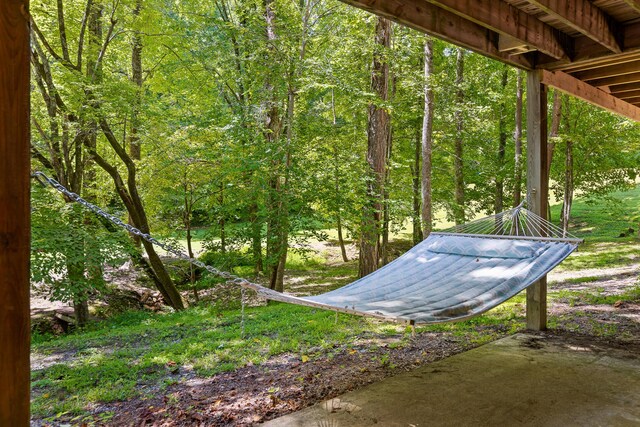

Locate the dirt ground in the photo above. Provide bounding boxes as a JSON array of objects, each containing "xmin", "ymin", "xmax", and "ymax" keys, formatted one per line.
[
  {"xmin": 31, "ymin": 243, "xmax": 640, "ymax": 426},
  {"xmin": 104, "ymin": 269, "xmax": 640, "ymax": 426}
]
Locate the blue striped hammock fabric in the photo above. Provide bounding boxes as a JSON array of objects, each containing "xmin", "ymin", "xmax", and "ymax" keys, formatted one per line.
[{"xmin": 245, "ymin": 209, "xmax": 580, "ymax": 324}]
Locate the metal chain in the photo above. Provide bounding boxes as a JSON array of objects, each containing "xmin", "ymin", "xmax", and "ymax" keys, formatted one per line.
[{"xmin": 32, "ymin": 172, "xmax": 259, "ymax": 321}]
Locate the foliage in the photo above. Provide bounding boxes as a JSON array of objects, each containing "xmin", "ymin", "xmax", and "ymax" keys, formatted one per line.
[{"xmin": 31, "ymin": 186, "xmax": 129, "ymax": 305}]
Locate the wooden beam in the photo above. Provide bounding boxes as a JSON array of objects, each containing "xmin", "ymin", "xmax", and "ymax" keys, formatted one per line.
[
  {"xmin": 498, "ymin": 34, "xmax": 536, "ymax": 54},
  {"xmin": 610, "ymin": 82, "xmax": 640, "ymax": 94},
  {"xmin": 0, "ymin": 0, "xmax": 31, "ymax": 426},
  {"xmin": 615, "ymin": 90, "xmax": 640, "ymax": 99},
  {"xmin": 558, "ymin": 52, "xmax": 640, "ymax": 73},
  {"xmin": 617, "ymin": 95, "xmax": 640, "ymax": 103},
  {"xmin": 571, "ymin": 60, "xmax": 640, "ymax": 81},
  {"xmin": 542, "ymin": 22, "xmax": 640, "ymax": 70},
  {"xmin": 541, "ymin": 70, "xmax": 640, "ymax": 122},
  {"xmin": 526, "ymin": 70, "xmax": 548, "ymax": 332},
  {"xmin": 589, "ymin": 71, "xmax": 640, "ymax": 87},
  {"xmin": 425, "ymin": 0, "xmax": 568, "ymax": 60},
  {"xmin": 621, "ymin": 0, "xmax": 640, "ymax": 13},
  {"xmin": 340, "ymin": 0, "xmax": 533, "ymax": 69},
  {"xmin": 527, "ymin": 0, "xmax": 621, "ymax": 53}
]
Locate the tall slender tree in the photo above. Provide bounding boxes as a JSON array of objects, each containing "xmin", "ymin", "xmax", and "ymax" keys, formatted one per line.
[
  {"xmin": 359, "ymin": 16, "xmax": 391, "ymax": 277},
  {"xmin": 453, "ymin": 48, "xmax": 465, "ymax": 225},
  {"xmin": 513, "ymin": 70, "xmax": 524, "ymax": 207},
  {"xmin": 421, "ymin": 36, "xmax": 434, "ymax": 239}
]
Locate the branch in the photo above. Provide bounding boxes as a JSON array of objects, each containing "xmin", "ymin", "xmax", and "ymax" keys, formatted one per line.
[
  {"xmin": 76, "ymin": 0, "xmax": 94, "ymax": 71},
  {"xmin": 84, "ymin": 141, "xmax": 135, "ymax": 211},
  {"xmin": 31, "ymin": 146, "xmax": 55, "ymax": 170},
  {"xmin": 56, "ymin": 0, "xmax": 71, "ymax": 62},
  {"xmin": 31, "ymin": 35, "xmax": 69, "ymax": 114},
  {"xmin": 30, "ymin": 17, "xmax": 63, "ymax": 63},
  {"xmin": 99, "ymin": 118, "xmax": 136, "ymax": 178},
  {"xmin": 93, "ymin": 2, "xmax": 119, "ymax": 75}
]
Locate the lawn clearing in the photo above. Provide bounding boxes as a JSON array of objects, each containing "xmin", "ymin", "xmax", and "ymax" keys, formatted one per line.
[{"xmin": 30, "ymin": 187, "xmax": 640, "ymax": 425}]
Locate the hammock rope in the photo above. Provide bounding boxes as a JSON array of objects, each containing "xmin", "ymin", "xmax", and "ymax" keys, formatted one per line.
[{"xmin": 32, "ymin": 171, "xmax": 581, "ymax": 326}]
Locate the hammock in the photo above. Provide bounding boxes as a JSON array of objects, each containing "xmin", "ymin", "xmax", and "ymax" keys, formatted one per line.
[
  {"xmin": 34, "ymin": 172, "xmax": 580, "ymax": 325},
  {"xmin": 242, "ymin": 206, "xmax": 580, "ymax": 324}
]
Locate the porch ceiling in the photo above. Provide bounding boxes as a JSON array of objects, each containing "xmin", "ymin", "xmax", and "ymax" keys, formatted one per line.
[{"xmin": 342, "ymin": 0, "xmax": 640, "ymax": 121}]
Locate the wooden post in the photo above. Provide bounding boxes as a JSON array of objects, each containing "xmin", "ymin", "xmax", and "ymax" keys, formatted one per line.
[
  {"xmin": 526, "ymin": 70, "xmax": 548, "ymax": 331},
  {"xmin": 0, "ymin": 0, "xmax": 31, "ymax": 425}
]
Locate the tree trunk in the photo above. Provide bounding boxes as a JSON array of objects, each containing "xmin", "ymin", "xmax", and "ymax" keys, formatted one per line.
[
  {"xmin": 250, "ymin": 202, "xmax": 263, "ymax": 274},
  {"xmin": 513, "ymin": 70, "xmax": 523, "ymax": 207},
  {"xmin": 331, "ymin": 89, "xmax": 349, "ymax": 262},
  {"xmin": 358, "ymin": 16, "xmax": 391, "ymax": 278},
  {"xmin": 90, "ymin": 120, "xmax": 185, "ymax": 310},
  {"xmin": 547, "ymin": 91, "xmax": 563, "ymax": 176},
  {"xmin": 66, "ymin": 212, "xmax": 89, "ymax": 327},
  {"xmin": 495, "ymin": 66, "xmax": 508, "ymax": 217},
  {"xmin": 412, "ymin": 130, "xmax": 421, "ymax": 246},
  {"xmin": 128, "ymin": 0, "xmax": 143, "ymax": 246},
  {"xmin": 453, "ymin": 48, "xmax": 465, "ymax": 225},
  {"xmin": 421, "ymin": 36, "xmax": 434, "ymax": 239},
  {"xmin": 381, "ymin": 128, "xmax": 392, "ymax": 266},
  {"xmin": 219, "ymin": 182, "xmax": 226, "ymax": 253},
  {"xmin": 561, "ymin": 140, "xmax": 574, "ymax": 233},
  {"xmin": 263, "ymin": 0, "xmax": 285, "ymax": 291},
  {"xmin": 184, "ymin": 189, "xmax": 199, "ymax": 303},
  {"xmin": 271, "ymin": 88, "xmax": 295, "ymax": 293}
]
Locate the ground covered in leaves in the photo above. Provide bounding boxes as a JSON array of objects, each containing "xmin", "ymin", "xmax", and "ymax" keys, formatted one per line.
[{"xmin": 30, "ymin": 252, "xmax": 640, "ymax": 426}]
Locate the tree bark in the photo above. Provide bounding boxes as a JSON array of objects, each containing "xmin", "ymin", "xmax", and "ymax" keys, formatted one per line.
[
  {"xmin": 412, "ymin": 130, "xmax": 422, "ymax": 246},
  {"xmin": 547, "ymin": 90, "xmax": 563, "ymax": 176},
  {"xmin": 453, "ymin": 48, "xmax": 465, "ymax": 225},
  {"xmin": 331, "ymin": 89, "xmax": 349, "ymax": 262},
  {"xmin": 91, "ymin": 119, "xmax": 185, "ymax": 310},
  {"xmin": 561, "ymin": 139, "xmax": 574, "ymax": 233},
  {"xmin": 513, "ymin": 70, "xmax": 523, "ymax": 207},
  {"xmin": 250, "ymin": 202, "xmax": 263, "ymax": 274},
  {"xmin": 421, "ymin": 36, "xmax": 434, "ymax": 239},
  {"xmin": 129, "ymin": 13, "xmax": 142, "ymax": 161},
  {"xmin": 495, "ymin": 65, "xmax": 508, "ymax": 217},
  {"xmin": 128, "ymin": 0, "xmax": 143, "ymax": 246},
  {"xmin": 381, "ymin": 125, "xmax": 392, "ymax": 266},
  {"xmin": 358, "ymin": 16, "xmax": 391, "ymax": 278}
]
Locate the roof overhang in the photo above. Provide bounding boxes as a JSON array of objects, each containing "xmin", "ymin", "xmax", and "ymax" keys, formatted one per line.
[{"xmin": 342, "ymin": 0, "xmax": 640, "ymax": 122}]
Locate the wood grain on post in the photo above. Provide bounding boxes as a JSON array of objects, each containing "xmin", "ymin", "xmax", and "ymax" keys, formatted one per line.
[
  {"xmin": 0, "ymin": 0, "xmax": 31, "ymax": 424},
  {"xmin": 526, "ymin": 70, "xmax": 549, "ymax": 331}
]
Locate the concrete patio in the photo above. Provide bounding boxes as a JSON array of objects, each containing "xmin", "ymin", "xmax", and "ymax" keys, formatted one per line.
[{"xmin": 263, "ymin": 333, "xmax": 640, "ymax": 426}]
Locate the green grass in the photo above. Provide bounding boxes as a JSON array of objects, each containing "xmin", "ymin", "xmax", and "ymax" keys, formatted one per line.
[
  {"xmin": 31, "ymin": 185, "xmax": 640, "ymax": 421},
  {"xmin": 552, "ymin": 185, "xmax": 640, "ymax": 243},
  {"xmin": 31, "ymin": 298, "xmax": 529, "ymax": 420},
  {"xmin": 548, "ymin": 186, "xmax": 640, "ymax": 271},
  {"xmin": 551, "ymin": 285, "xmax": 640, "ymax": 306},
  {"xmin": 31, "ymin": 304, "xmax": 406, "ymax": 418}
]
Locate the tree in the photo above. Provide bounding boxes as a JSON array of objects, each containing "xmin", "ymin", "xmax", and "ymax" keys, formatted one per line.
[
  {"xmin": 453, "ymin": 48, "xmax": 465, "ymax": 225},
  {"xmin": 30, "ymin": 0, "xmax": 185, "ymax": 310},
  {"xmin": 421, "ymin": 36, "xmax": 435, "ymax": 239},
  {"xmin": 359, "ymin": 16, "xmax": 391, "ymax": 278},
  {"xmin": 513, "ymin": 70, "xmax": 524, "ymax": 207}
]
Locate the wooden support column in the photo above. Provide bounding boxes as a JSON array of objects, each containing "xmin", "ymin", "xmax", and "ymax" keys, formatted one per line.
[
  {"xmin": 526, "ymin": 70, "xmax": 548, "ymax": 331},
  {"xmin": 0, "ymin": 0, "xmax": 31, "ymax": 425}
]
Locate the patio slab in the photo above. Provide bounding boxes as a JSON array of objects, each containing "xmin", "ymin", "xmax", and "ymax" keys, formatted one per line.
[{"xmin": 262, "ymin": 333, "xmax": 640, "ymax": 426}]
